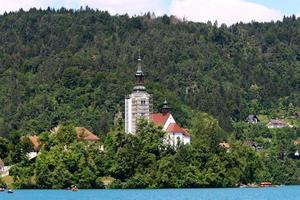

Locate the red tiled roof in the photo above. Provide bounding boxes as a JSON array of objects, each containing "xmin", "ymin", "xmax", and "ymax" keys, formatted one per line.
[
  {"xmin": 29, "ymin": 135, "xmax": 42, "ymax": 151},
  {"xmin": 219, "ymin": 142, "xmax": 230, "ymax": 149},
  {"xmin": 182, "ymin": 128, "xmax": 191, "ymax": 137},
  {"xmin": 294, "ymin": 139, "xmax": 300, "ymax": 146},
  {"xmin": 150, "ymin": 112, "xmax": 170, "ymax": 126},
  {"xmin": 166, "ymin": 123, "xmax": 190, "ymax": 136},
  {"xmin": 75, "ymin": 127, "xmax": 100, "ymax": 141}
]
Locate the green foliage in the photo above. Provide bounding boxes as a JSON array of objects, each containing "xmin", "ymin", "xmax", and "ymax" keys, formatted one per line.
[
  {"xmin": 191, "ymin": 112, "xmax": 225, "ymax": 152},
  {"xmin": 0, "ymin": 10, "xmax": 299, "ymax": 137},
  {"xmin": 0, "ymin": 177, "xmax": 6, "ymax": 188},
  {"xmin": 11, "ymin": 137, "xmax": 34, "ymax": 163},
  {"xmin": 10, "ymin": 161, "xmax": 35, "ymax": 188},
  {"xmin": 53, "ymin": 124, "xmax": 77, "ymax": 145},
  {"xmin": 233, "ymin": 122, "xmax": 272, "ymax": 140},
  {"xmin": 35, "ymin": 142, "xmax": 102, "ymax": 189},
  {"xmin": 2, "ymin": 9, "xmax": 300, "ymax": 189},
  {"xmin": 0, "ymin": 137, "xmax": 11, "ymax": 159},
  {"xmin": 7, "ymin": 119, "xmax": 300, "ymax": 189}
]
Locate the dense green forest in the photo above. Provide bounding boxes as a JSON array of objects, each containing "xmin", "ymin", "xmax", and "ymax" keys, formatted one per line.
[
  {"xmin": 0, "ymin": 8, "xmax": 300, "ymax": 135},
  {"xmin": 0, "ymin": 8, "xmax": 300, "ymax": 188}
]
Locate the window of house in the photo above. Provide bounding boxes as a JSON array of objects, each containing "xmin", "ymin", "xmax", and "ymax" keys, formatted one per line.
[{"xmin": 141, "ymin": 100, "xmax": 146, "ymax": 105}]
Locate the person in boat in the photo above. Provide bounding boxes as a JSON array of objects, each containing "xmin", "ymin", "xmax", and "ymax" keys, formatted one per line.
[{"xmin": 70, "ymin": 185, "xmax": 78, "ymax": 191}]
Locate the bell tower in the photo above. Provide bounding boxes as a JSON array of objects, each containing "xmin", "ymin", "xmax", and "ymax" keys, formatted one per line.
[{"xmin": 125, "ymin": 55, "xmax": 152, "ymax": 134}]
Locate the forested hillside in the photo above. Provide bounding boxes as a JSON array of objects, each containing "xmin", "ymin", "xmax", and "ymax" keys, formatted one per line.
[
  {"xmin": 0, "ymin": 8, "xmax": 300, "ymax": 136},
  {"xmin": 1, "ymin": 8, "xmax": 300, "ymax": 189}
]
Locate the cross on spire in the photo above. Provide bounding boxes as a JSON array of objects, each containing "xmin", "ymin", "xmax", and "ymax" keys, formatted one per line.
[{"xmin": 133, "ymin": 50, "xmax": 146, "ymax": 91}]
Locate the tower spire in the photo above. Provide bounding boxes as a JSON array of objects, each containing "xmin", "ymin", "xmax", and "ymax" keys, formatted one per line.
[
  {"xmin": 138, "ymin": 48, "xmax": 141, "ymax": 60},
  {"xmin": 125, "ymin": 52, "xmax": 151, "ymax": 134},
  {"xmin": 136, "ymin": 49, "xmax": 143, "ymax": 73},
  {"xmin": 133, "ymin": 51, "xmax": 146, "ymax": 91},
  {"xmin": 161, "ymin": 98, "xmax": 171, "ymax": 115},
  {"xmin": 137, "ymin": 49, "xmax": 142, "ymax": 73}
]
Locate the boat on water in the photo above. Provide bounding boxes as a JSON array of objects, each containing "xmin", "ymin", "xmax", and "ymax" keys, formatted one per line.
[
  {"xmin": 7, "ymin": 189, "xmax": 14, "ymax": 193},
  {"xmin": 70, "ymin": 185, "xmax": 79, "ymax": 192},
  {"xmin": 239, "ymin": 182, "xmax": 281, "ymax": 188},
  {"xmin": 239, "ymin": 183, "xmax": 259, "ymax": 188},
  {"xmin": 239, "ymin": 184, "xmax": 248, "ymax": 188},
  {"xmin": 260, "ymin": 181, "xmax": 278, "ymax": 187},
  {"xmin": 0, "ymin": 187, "xmax": 5, "ymax": 192}
]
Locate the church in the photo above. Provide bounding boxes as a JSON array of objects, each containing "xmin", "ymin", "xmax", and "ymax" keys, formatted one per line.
[{"xmin": 125, "ymin": 56, "xmax": 191, "ymax": 145}]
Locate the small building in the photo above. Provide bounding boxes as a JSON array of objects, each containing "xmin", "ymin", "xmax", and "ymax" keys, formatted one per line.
[
  {"xmin": 246, "ymin": 115, "xmax": 260, "ymax": 124},
  {"xmin": 219, "ymin": 142, "xmax": 230, "ymax": 152},
  {"xmin": 75, "ymin": 127, "xmax": 100, "ymax": 141},
  {"xmin": 0, "ymin": 159, "xmax": 4, "ymax": 172},
  {"xmin": 19, "ymin": 135, "xmax": 41, "ymax": 160},
  {"xmin": 243, "ymin": 141, "xmax": 263, "ymax": 151},
  {"xmin": 150, "ymin": 100, "xmax": 191, "ymax": 146},
  {"xmin": 295, "ymin": 112, "xmax": 300, "ymax": 118},
  {"xmin": 51, "ymin": 126, "xmax": 100, "ymax": 142},
  {"xmin": 219, "ymin": 142, "xmax": 230, "ymax": 149},
  {"xmin": 29, "ymin": 135, "xmax": 42, "ymax": 152},
  {"xmin": 294, "ymin": 139, "xmax": 300, "ymax": 146},
  {"xmin": 267, "ymin": 119, "xmax": 293, "ymax": 129},
  {"xmin": 26, "ymin": 135, "xmax": 42, "ymax": 160}
]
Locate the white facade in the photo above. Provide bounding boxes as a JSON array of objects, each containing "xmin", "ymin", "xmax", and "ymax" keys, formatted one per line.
[
  {"xmin": 183, "ymin": 135, "xmax": 191, "ymax": 144},
  {"xmin": 150, "ymin": 111, "xmax": 191, "ymax": 147},
  {"xmin": 125, "ymin": 57, "xmax": 152, "ymax": 134},
  {"xmin": 125, "ymin": 91, "xmax": 151, "ymax": 134},
  {"xmin": 267, "ymin": 119, "xmax": 293, "ymax": 129},
  {"xmin": 124, "ymin": 57, "xmax": 191, "ymax": 147},
  {"xmin": 27, "ymin": 152, "xmax": 38, "ymax": 160},
  {"xmin": 159, "ymin": 114, "xmax": 190, "ymax": 146},
  {"xmin": 166, "ymin": 132, "xmax": 190, "ymax": 146},
  {"xmin": 167, "ymin": 132, "xmax": 183, "ymax": 146},
  {"xmin": 162, "ymin": 115, "xmax": 176, "ymax": 130}
]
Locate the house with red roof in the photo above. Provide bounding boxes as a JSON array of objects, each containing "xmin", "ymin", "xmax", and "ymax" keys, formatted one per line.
[
  {"xmin": 124, "ymin": 56, "xmax": 191, "ymax": 145},
  {"xmin": 51, "ymin": 126, "xmax": 100, "ymax": 142},
  {"xmin": 75, "ymin": 127, "xmax": 100, "ymax": 142},
  {"xmin": 150, "ymin": 100, "xmax": 191, "ymax": 146}
]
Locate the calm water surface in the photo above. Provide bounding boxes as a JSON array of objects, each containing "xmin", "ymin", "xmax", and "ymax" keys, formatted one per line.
[{"xmin": 1, "ymin": 186, "xmax": 300, "ymax": 200}]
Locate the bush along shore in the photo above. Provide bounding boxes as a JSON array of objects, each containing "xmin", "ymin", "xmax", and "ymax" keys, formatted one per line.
[{"xmin": 1, "ymin": 116, "xmax": 300, "ymax": 189}]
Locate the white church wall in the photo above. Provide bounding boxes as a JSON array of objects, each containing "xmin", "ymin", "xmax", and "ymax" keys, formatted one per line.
[
  {"xmin": 167, "ymin": 132, "xmax": 184, "ymax": 146},
  {"xmin": 125, "ymin": 97, "xmax": 133, "ymax": 133},
  {"xmin": 163, "ymin": 114, "xmax": 176, "ymax": 131},
  {"xmin": 183, "ymin": 135, "xmax": 191, "ymax": 145}
]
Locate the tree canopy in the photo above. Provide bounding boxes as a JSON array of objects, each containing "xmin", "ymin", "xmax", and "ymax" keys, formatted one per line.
[{"xmin": 0, "ymin": 8, "xmax": 300, "ymax": 189}]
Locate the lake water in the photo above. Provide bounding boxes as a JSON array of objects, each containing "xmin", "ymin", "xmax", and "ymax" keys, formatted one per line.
[{"xmin": 1, "ymin": 186, "xmax": 300, "ymax": 200}]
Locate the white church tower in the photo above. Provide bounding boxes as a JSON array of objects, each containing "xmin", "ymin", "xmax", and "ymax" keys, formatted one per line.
[{"xmin": 125, "ymin": 56, "xmax": 152, "ymax": 134}]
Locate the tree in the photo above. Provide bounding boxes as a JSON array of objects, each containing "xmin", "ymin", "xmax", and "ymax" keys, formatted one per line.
[
  {"xmin": 191, "ymin": 112, "xmax": 225, "ymax": 152},
  {"xmin": 54, "ymin": 124, "xmax": 77, "ymax": 145},
  {"xmin": 11, "ymin": 137, "xmax": 34, "ymax": 163},
  {"xmin": 0, "ymin": 137, "xmax": 11, "ymax": 159},
  {"xmin": 10, "ymin": 161, "xmax": 35, "ymax": 188}
]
